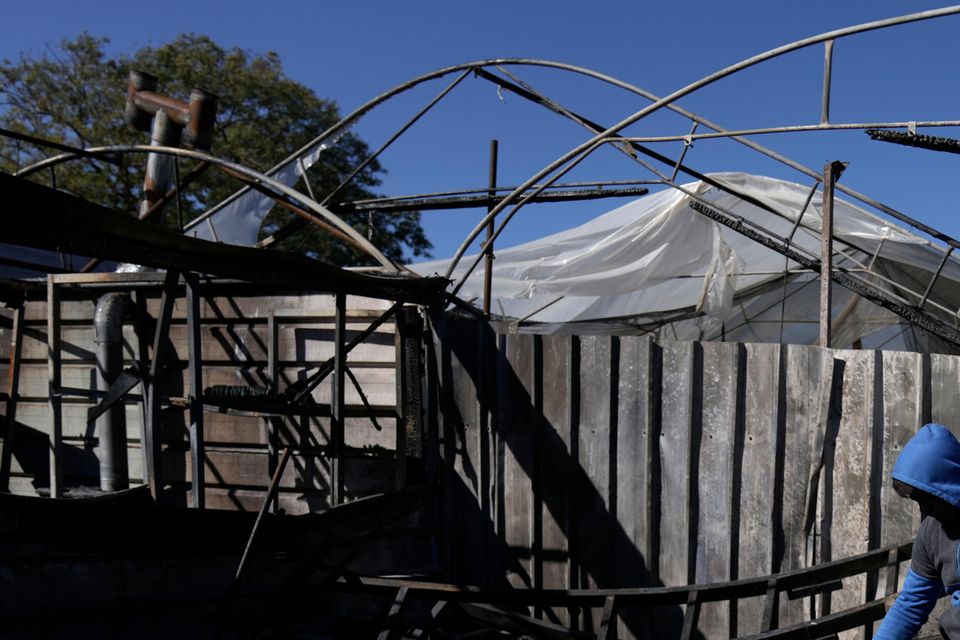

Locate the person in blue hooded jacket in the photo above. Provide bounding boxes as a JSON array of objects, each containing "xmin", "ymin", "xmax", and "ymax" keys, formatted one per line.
[{"xmin": 875, "ymin": 423, "xmax": 960, "ymax": 639}]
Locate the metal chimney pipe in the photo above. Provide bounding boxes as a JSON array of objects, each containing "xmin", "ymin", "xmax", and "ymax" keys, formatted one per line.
[{"xmin": 94, "ymin": 293, "xmax": 132, "ymax": 491}]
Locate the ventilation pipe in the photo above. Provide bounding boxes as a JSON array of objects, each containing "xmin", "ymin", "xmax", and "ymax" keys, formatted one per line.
[{"xmin": 94, "ymin": 293, "xmax": 132, "ymax": 491}]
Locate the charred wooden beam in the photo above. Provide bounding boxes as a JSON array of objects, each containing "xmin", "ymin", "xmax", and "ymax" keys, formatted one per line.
[
  {"xmin": 335, "ymin": 186, "xmax": 651, "ymax": 214},
  {"xmin": 0, "ymin": 305, "xmax": 25, "ymax": 493},
  {"xmin": 866, "ymin": 128, "xmax": 960, "ymax": 154},
  {"xmin": 0, "ymin": 173, "xmax": 445, "ymax": 304}
]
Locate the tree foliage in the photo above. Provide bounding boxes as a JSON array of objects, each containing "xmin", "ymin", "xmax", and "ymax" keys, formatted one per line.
[{"xmin": 0, "ymin": 34, "xmax": 431, "ymax": 265}]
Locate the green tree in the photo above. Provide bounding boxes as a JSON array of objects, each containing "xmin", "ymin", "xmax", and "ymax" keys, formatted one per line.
[{"xmin": 0, "ymin": 34, "xmax": 431, "ymax": 265}]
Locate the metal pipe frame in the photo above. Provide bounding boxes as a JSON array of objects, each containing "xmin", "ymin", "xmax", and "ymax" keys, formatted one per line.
[
  {"xmin": 345, "ymin": 179, "xmax": 660, "ymax": 204},
  {"xmin": 46, "ymin": 276, "xmax": 63, "ymax": 498},
  {"xmin": 448, "ymin": 7, "xmax": 960, "ymax": 278},
  {"xmin": 621, "ymin": 120, "xmax": 960, "ymax": 143},
  {"xmin": 334, "ymin": 185, "xmax": 652, "ymax": 214},
  {"xmin": 15, "ymin": 145, "xmax": 397, "ymax": 271},
  {"xmin": 10, "ymin": 48, "xmax": 957, "ymax": 265},
  {"xmin": 13, "ymin": 44, "xmax": 960, "ymax": 268},
  {"xmin": 443, "ymin": 65, "xmax": 960, "ymax": 326}
]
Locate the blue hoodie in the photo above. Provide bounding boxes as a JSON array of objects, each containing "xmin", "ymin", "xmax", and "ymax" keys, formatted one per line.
[{"xmin": 876, "ymin": 423, "xmax": 960, "ymax": 639}]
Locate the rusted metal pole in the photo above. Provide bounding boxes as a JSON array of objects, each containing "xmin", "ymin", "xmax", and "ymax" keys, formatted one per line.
[
  {"xmin": 144, "ymin": 269, "xmax": 179, "ymax": 499},
  {"xmin": 820, "ymin": 161, "xmax": 845, "ymax": 348},
  {"xmin": 331, "ymin": 293, "xmax": 346, "ymax": 505},
  {"xmin": 0, "ymin": 305, "xmax": 25, "ymax": 492},
  {"xmin": 395, "ymin": 306, "xmax": 424, "ymax": 490},
  {"xmin": 185, "ymin": 273, "xmax": 205, "ymax": 509},
  {"xmin": 821, "ymin": 40, "xmax": 835, "ymax": 125},
  {"xmin": 141, "ymin": 110, "xmax": 182, "ymax": 226},
  {"xmin": 393, "ymin": 317, "xmax": 405, "ymax": 491},
  {"xmin": 47, "ymin": 276, "xmax": 63, "ymax": 497},
  {"xmin": 266, "ymin": 311, "xmax": 280, "ymax": 513},
  {"xmin": 235, "ymin": 446, "xmax": 291, "ymax": 582},
  {"xmin": 482, "ymin": 140, "xmax": 499, "ymax": 316}
]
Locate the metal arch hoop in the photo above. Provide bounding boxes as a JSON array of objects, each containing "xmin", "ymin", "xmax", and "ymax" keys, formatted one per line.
[{"xmin": 16, "ymin": 145, "xmax": 399, "ymax": 271}]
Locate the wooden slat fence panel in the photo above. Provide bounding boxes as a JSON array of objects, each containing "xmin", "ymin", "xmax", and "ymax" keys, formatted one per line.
[
  {"xmin": 697, "ymin": 342, "xmax": 740, "ymax": 639},
  {"xmin": 658, "ymin": 341, "xmax": 696, "ymax": 595},
  {"xmin": 539, "ymin": 334, "xmax": 574, "ymax": 624},
  {"xmin": 736, "ymin": 343, "xmax": 782, "ymax": 637},
  {"xmin": 614, "ymin": 337, "xmax": 657, "ymax": 639},
  {"xmin": 501, "ymin": 333, "xmax": 535, "ymax": 593},
  {"xmin": 826, "ymin": 350, "xmax": 874, "ymax": 638},
  {"xmin": 433, "ymin": 320, "xmax": 960, "ymax": 640},
  {"xmin": 575, "ymin": 335, "xmax": 614, "ymax": 633}
]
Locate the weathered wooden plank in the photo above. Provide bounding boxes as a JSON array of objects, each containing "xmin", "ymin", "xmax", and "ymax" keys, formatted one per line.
[
  {"xmin": 696, "ymin": 342, "xmax": 740, "ymax": 639},
  {"xmin": 919, "ymin": 353, "xmax": 960, "ymax": 638},
  {"xmin": 501, "ymin": 333, "xmax": 535, "ymax": 593},
  {"xmin": 777, "ymin": 344, "xmax": 824, "ymax": 627},
  {"xmin": 825, "ymin": 350, "xmax": 874, "ymax": 636},
  {"xmin": 614, "ymin": 336, "xmax": 654, "ymax": 640},
  {"xmin": 809, "ymin": 351, "xmax": 844, "ymax": 621},
  {"xmin": 576, "ymin": 335, "xmax": 614, "ymax": 633},
  {"xmin": 930, "ymin": 353, "xmax": 960, "ymax": 435},
  {"xmin": 658, "ymin": 341, "xmax": 695, "ymax": 591},
  {"xmin": 878, "ymin": 351, "xmax": 922, "ymax": 555},
  {"xmin": 737, "ymin": 343, "xmax": 781, "ymax": 636},
  {"xmin": 441, "ymin": 319, "xmax": 485, "ymax": 584},
  {"xmin": 540, "ymin": 334, "xmax": 572, "ymax": 625}
]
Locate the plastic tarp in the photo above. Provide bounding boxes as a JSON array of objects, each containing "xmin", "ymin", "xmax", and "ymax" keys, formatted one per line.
[
  {"xmin": 411, "ymin": 173, "xmax": 960, "ymax": 350},
  {"xmin": 182, "ymin": 129, "xmax": 346, "ymax": 246}
]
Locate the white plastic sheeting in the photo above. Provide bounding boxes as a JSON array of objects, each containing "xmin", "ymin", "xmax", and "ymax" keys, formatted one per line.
[{"xmin": 411, "ymin": 173, "xmax": 960, "ymax": 350}]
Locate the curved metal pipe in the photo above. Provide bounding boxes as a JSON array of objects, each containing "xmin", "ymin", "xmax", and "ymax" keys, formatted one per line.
[
  {"xmin": 94, "ymin": 293, "xmax": 132, "ymax": 492},
  {"xmin": 17, "ymin": 145, "xmax": 398, "ymax": 271}
]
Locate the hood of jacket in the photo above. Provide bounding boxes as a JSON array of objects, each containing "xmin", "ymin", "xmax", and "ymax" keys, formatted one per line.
[{"xmin": 893, "ymin": 423, "xmax": 960, "ymax": 510}]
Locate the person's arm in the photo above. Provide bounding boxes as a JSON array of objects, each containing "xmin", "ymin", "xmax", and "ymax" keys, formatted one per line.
[{"xmin": 874, "ymin": 568, "xmax": 942, "ymax": 640}]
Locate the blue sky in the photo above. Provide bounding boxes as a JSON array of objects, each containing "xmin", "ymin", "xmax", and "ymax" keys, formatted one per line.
[{"xmin": 3, "ymin": 1, "xmax": 960, "ymax": 261}]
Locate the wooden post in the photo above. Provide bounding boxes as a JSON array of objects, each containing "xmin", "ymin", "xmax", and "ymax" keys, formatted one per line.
[
  {"xmin": 819, "ymin": 161, "xmax": 845, "ymax": 348},
  {"xmin": 266, "ymin": 311, "xmax": 280, "ymax": 513},
  {"xmin": 47, "ymin": 276, "xmax": 63, "ymax": 498},
  {"xmin": 144, "ymin": 269, "xmax": 179, "ymax": 499},
  {"xmin": 396, "ymin": 305, "xmax": 425, "ymax": 489},
  {"xmin": 185, "ymin": 273, "xmax": 205, "ymax": 509},
  {"xmin": 0, "ymin": 305, "xmax": 26, "ymax": 492},
  {"xmin": 394, "ymin": 313, "xmax": 406, "ymax": 491},
  {"xmin": 331, "ymin": 293, "xmax": 346, "ymax": 505}
]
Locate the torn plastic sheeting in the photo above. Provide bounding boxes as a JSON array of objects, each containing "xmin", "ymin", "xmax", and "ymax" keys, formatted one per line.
[
  {"xmin": 410, "ymin": 173, "xmax": 960, "ymax": 327},
  {"xmin": 184, "ymin": 128, "xmax": 349, "ymax": 246},
  {"xmin": 697, "ymin": 232, "xmax": 743, "ymax": 318}
]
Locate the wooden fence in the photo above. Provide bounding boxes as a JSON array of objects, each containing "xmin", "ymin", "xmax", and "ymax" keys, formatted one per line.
[{"xmin": 429, "ymin": 318, "xmax": 957, "ymax": 639}]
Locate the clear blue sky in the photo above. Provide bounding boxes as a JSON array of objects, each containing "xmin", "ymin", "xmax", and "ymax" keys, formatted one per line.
[{"xmin": 3, "ymin": 1, "xmax": 960, "ymax": 261}]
